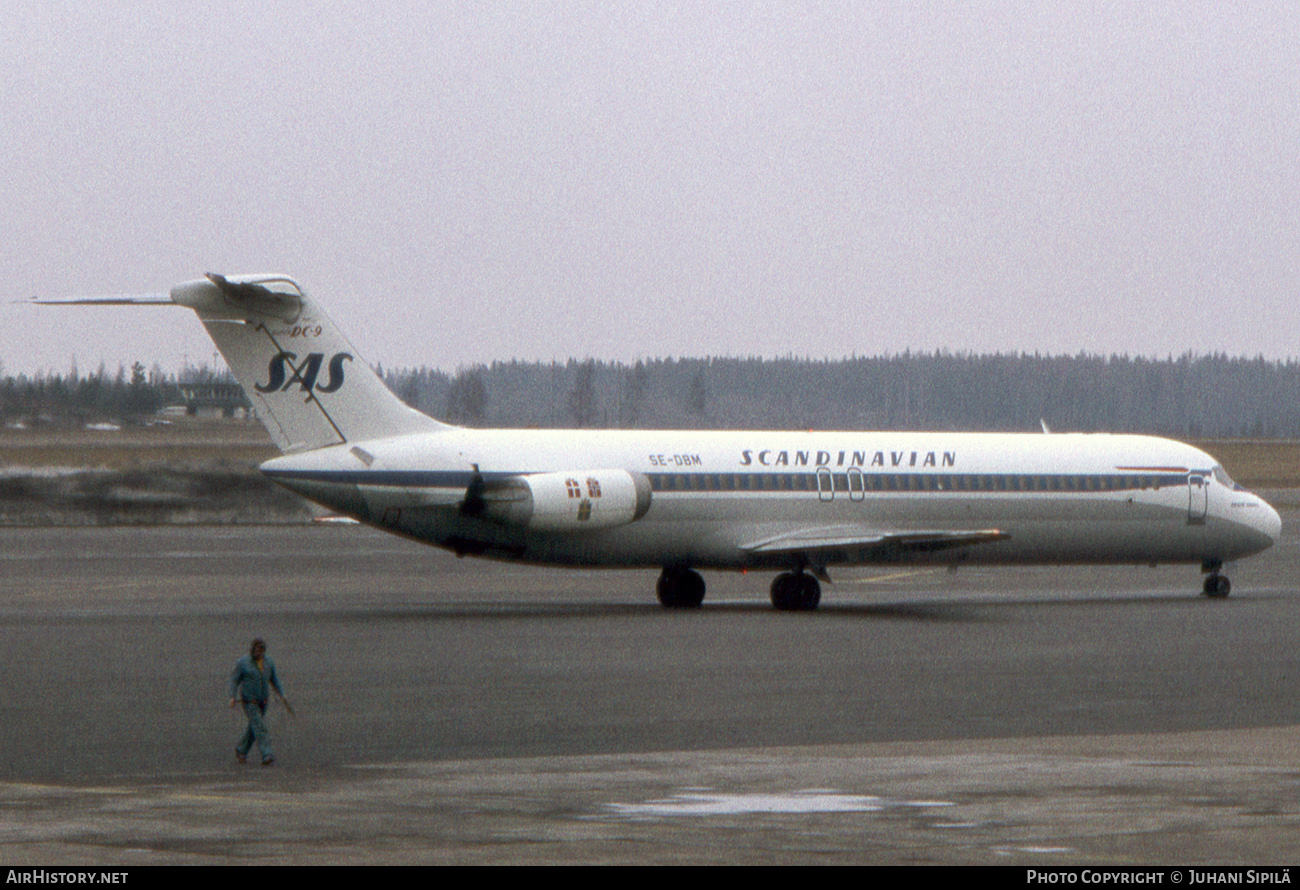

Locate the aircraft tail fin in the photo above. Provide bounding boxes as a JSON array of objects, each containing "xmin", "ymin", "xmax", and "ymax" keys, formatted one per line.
[{"xmin": 169, "ymin": 273, "xmax": 450, "ymax": 451}]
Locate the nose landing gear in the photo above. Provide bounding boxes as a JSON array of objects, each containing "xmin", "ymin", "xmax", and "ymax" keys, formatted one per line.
[
  {"xmin": 1202, "ymin": 573, "xmax": 1231, "ymax": 598},
  {"xmin": 1201, "ymin": 560, "xmax": 1231, "ymax": 598}
]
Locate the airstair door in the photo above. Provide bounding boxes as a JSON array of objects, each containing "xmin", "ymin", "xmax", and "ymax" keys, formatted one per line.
[{"xmin": 1188, "ymin": 474, "xmax": 1208, "ymax": 525}]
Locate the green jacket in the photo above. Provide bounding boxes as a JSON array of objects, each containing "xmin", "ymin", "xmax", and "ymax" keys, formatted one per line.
[{"xmin": 229, "ymin": 654, "xmax": 283, "ymax": 704}]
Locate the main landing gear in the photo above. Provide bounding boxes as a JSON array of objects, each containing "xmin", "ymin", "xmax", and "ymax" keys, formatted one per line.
[
  {"xmin": 656, "ymin": 567, "xmax": 706, "ymax": 608},
  {"xmin": 769, "ymin": 571, "xmax": 821, "ymax": 612},
  {"xmin": 654, "ymin": 567, "xmax": 824, "ymax": 611}
]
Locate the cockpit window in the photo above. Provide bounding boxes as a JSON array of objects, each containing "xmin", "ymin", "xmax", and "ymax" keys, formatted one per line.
[{"xmin": 1212, "ymin": 465, "xmax": 1247, "ymax": 492}]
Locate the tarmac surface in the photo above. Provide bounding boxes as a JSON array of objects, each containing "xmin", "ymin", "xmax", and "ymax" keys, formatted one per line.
[{"xmin": 3, "ymin": 498, "xmax": 1300, "ymax": 864}]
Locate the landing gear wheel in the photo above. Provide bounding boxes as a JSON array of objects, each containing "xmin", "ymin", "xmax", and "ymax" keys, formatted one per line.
[
  {"xmin": 1202, "ymin": 574, "xmax": 1231, "ymax": 599},
  {"xmin": 770, "ymin": 572, "xmax": 821, "ymax": 611},
  {"xmin": 657, "ymin": 567, "xmax": 706, "ymax": 608}
]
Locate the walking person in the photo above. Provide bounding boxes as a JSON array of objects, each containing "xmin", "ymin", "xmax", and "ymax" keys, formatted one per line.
[{"xmin": 229, "ymin": 638, "xmax": 291, "ymax": 766}]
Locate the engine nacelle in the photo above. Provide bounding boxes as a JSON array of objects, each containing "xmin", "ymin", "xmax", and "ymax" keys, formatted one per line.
[{"xmin": 470, "ymin": 469, "xmax": 652, "ymax": 532}]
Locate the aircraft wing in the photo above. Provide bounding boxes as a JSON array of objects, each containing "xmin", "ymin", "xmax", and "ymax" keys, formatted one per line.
[{"xmin": 739, "ymin": 525, "xmax": 1009, "ymax": 558}]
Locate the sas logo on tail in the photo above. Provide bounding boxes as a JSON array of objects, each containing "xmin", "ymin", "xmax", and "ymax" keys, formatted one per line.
[{"xmin": 255, "ymin": 352, "xmax": 352, "ymax": 394}]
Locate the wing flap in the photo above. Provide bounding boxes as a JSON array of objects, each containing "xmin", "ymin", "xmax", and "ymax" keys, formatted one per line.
[{"xmin": 741, "ymin": 525, "xmax": 1009, "ymax": 557}]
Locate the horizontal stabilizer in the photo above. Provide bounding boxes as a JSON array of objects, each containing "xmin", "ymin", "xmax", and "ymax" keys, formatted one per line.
[{"xmin": 28, "ymin": 295, "xmax": 172, "ymax": 305}]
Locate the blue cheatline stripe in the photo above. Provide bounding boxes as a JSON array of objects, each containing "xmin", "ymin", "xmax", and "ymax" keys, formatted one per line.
[
  {"xmin": 262, "ymin": 469, "xmax": 485, "ymax": 487},
  {"xmin": 263, "ymin": 467, "xmax": 1204, "ymax": 495},
  {"xmin": 647, "ymin": 471, "xmax": 1194, "ymax": 494}
]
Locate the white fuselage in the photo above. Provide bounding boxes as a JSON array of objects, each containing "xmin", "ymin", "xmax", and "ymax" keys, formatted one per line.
[
  {"xmin": 261, "ymin": 429, "xmax": 1280, "ymax": 572},
  {"xmin": 47, "ymin": 273, "xmax": 1280, "ymax": 606}
]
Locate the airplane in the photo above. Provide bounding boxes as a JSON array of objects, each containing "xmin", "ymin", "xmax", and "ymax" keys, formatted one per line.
[{"xmin": 41, "ymin": 273, "xmax": 1281, "ymax": 609}]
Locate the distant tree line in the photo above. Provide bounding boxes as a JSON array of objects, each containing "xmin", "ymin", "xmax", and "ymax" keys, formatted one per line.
[
  {"xmin": 0, "ymin": 361, "xmax": 235, "ymax": 425},
  {"xmin": 382, "ymin": 352, "xmax": 1300, "ymax": 439},
  {"xmin": 6, "ymin": 352, "xmax": 1300, "ymax": 438}
]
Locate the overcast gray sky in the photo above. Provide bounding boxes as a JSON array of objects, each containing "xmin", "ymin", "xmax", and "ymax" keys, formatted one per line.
[{"xmin": 2, "ymin": 2, "xmax": 1297, "ymax": 377}]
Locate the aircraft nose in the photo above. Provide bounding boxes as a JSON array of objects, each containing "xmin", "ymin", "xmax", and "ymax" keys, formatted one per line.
[
  {"xmin": 1259, "ymin": 500, "xmax": 1283, "ymax": 548},
  {"xmin": 1239, "ymin": 496, "xmax": 1283, "ymax": 556}
]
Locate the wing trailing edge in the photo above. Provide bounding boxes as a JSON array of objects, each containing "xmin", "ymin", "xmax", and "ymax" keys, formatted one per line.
[{"xmin": 741, "ymin": 526, "xmax": 1010, "ymax": 557}]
